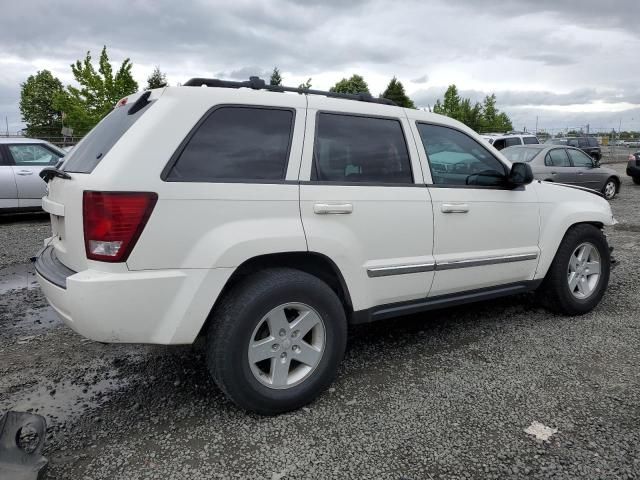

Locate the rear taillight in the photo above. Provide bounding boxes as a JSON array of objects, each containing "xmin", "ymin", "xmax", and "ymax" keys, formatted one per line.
[
  {"xmin": 83, "ymin": 191, "xmax": 157, "ymax": 262},
  {"xmin": 629, "ymin": 154, "xmax": 636, "ymax": 162}
]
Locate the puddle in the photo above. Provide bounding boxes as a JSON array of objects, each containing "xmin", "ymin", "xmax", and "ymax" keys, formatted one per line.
[
  {"xmin": 5, "ymin": 305, "xmax": 62, "ymax": 333},
  {"xmin": 8, "ymin": 377, "xmax": 130, "ymax": 426},
  {"xmin": 0, "ymin": 263, "xmax": 39, "ymax": 295}
]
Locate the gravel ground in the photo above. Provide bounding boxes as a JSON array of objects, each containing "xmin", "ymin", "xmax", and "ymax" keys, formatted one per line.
[{"xmin": 0, "ymin": 163, "xmax": 639, "ymax": 479}]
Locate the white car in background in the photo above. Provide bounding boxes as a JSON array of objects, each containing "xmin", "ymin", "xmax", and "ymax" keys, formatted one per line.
[
  {"xmin": 482, "ymin": 132, "xmax": 540, "ymax": 150},
  {"xmin": 0, "ymin": 138, "xmax": 65, "ymax": 212}
]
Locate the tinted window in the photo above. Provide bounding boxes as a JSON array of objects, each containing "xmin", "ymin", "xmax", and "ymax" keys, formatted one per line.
[
  {"xmin": 417, "ymin": 124, "xmax": 507, "ymax": 186},
  {"xmin": 492, "ymin": 139, "xmax": 506, "ymax": 150},
  {"xmin": 523, "ymin": 136, "xmax": 539, "ymax": 145},
  {"xmin": 567, "ymin": 148, "xmax": 593, "ymax": 167},
  {"xmin": 8, "ymin": 144, "xmax": 62, "ymax": 166},
  {"xmin": 567, "ymin": 139, "xmax": 579, "ymax": 148},
  {"xmin": 63, "ymin": 99, "xmax": 152, "ymax": 173},
  {"xmin": 545, "ymin": 149, "xmax": 571, "ymax": 167},
  {"xmin": 588, "ymin": 137, "xmax": 599, "ymax": 147},
  {"xmin": 504, "ymin": 137, "xmax": 521, "ymax": 147},
  {"xmin": 577, "ymin": 138, "xmax": 588, "ymax": 148},
  {"xmin": 168, "ymin": 107, "xmax": 293, "ymax": 182},
  {"xmin": 312, "ymin": 113, "xmax": 412, "ymax": 184},
  {"xmin": 502, "ymin": 147, "xmax": 542, "ymax": 162}
]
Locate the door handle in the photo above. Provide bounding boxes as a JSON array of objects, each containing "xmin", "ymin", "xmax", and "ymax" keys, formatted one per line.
[
  {"xmin": 313, "ymin": 203, "xmax": 353, "ymax": 215},
  {"xmin": 441, "ymin": 203, "xmax": 469, "ymax": 213},
  {"xmin": 16, "ymin": 170, "xmax": 34, "ymax": 176}
]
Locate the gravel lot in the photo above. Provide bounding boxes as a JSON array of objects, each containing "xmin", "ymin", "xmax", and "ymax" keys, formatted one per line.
[{"xmin": 1, "ymin": 163, "xmax": 639, "ymax": 479}]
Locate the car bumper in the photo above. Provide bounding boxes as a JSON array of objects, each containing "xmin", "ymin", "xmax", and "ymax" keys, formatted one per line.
[
  {"xmin": 626, "ymin": 164, "xmax": 640, "ymax": 177},
  {"xmin": 35, "ymin": 246, "xmax": 233, "ymax": 344}
]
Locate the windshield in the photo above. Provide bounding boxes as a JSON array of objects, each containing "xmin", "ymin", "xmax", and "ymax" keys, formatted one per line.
[{"xmin": 501, "ymin": 146, "xmax": 543, "ymax": 162}]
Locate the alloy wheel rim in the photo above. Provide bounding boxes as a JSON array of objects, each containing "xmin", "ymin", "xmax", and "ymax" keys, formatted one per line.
[
  {"xmin": 248, "ymin": 302, "xmax": 326, "ymax": 389},
  {"xmin": 604, "ymin": 181, "xmax": 616, "ymax": 199},
  {"xmin": 567, "ymin": 242, "xmax": 601, "ymax": 299}
]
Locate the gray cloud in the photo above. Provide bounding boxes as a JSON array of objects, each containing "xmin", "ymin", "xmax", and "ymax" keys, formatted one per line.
[{"xmin": 1, "ymin": 0, "xmax": 639, "ymax": 133}]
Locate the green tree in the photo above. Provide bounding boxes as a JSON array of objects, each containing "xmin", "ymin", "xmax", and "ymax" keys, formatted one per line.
[
  {"xmin": 298, "ymin": 78, "xmax": 312, "ymax": 90},
  {"xmin": 495, "ymin": 112, "xmax": 513, "ymax": 132},
  {"xmin": 54, "ymin": 46, "xmax": 139, "ymax": 135},
  {"xmin": 270, "ymin": 67, "xmax": 282, "ymax": 86},
  {"xmin": 330, "ymin": 74, "xmax": 370, "ymax": 95},
  {"xmin": 146, "ymin": 66, "xmax": 167, "ymax": 89},
  {"xmin": 442, "ymin": 85, "xmax": 461, "ymax": 118},
  {"xmin": 458, "ymin": 98, "xmax": 483, "ymax": 132},
  {"xmin": 481, "ymin": 94, "xmax": 498, "ymax": 131},
  {"xmin": 381, "ymin": 77, "xmax": 415, "ymax": 108},
  {"xmin": 19, "ymin": 70, "xmax": 64, "ymax": 138}
]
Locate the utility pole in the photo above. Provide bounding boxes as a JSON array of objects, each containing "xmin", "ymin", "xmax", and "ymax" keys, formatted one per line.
[
  {"xmin": 618, "ymin": 118, "xmax": 622, "ymax": 140},
  {"xmin": 4, "ymin": 116, "xmax": 8, "ymax": 136},
  {"xmin": 535, "ymin": 116, "xmax": 538, "ymax": 134}
]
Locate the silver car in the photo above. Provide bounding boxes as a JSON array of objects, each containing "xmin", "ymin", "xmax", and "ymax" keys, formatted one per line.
[
  {"xmin": 501, "ymin": 144, "xmax": 621, "ymax": 200},
  {"xmin": 0, "ymin": 138, "xmax": 65, "ymax": 212}
]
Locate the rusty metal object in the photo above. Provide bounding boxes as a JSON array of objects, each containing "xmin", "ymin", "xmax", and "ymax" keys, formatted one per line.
[{"xmin": 0, "ymin": 411, "xmax": 48, "ymax": 480}]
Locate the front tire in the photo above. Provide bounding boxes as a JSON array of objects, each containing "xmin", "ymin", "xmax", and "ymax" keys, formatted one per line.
[
  {"xmin": 602, "ymin": 178, "xmax": 617, "ymax": 200},
  {"xmin": 538, "ymin": 224, "xmax": 610, "ymax": 315},
  {"xmin": 206, "ymin": 268, "xmax": 347, "ymax": 415}
]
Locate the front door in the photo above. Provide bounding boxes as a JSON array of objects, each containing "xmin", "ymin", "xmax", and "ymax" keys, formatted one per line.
[
  {"xmin": 411, "ymin": 122, "xmax": 540, "ymax": 297},
  {"xmin": 566, "ymin": 148, "xmax": 601, "ymax": 190},
  {"xmin": 299, "ymin": 99, "xmax": 434, "ymax": 311}
]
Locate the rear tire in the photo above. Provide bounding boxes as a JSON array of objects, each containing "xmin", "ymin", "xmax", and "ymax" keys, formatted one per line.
[
  {"xmin": 633, "ymin": 176, "xmax": 640, "ymax": 185},
  {"xmin": 538, "ymin": 224, "xmax": 610, "ymax": 316},
  {"xmin": 206, "ymin": 268, "xmax": 347, "ymax": 415}
]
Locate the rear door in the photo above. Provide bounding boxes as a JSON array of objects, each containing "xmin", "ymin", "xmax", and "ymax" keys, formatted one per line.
[
  {"xmin": 544, "ymin": 148, "xmax": 576, "ymax": 184},
  {"xmin": 0, "ymin": 146, "xmax": 18, "ymax": 209},
  {"xmin": 299, "ymin": 98, "xmax": 434, "ymax": 311},
  {"xmin": 6, "ymin": 143, "xmax": 63, "ymax": 207}
]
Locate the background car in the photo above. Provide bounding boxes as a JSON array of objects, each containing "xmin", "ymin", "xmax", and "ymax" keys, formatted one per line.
[
  {"xmin": 627, "ymin": 151, "xmax": 640, "ymax": 184},
  {"xmin": 502, "ymin": 144, "xmax": 620, "ymax": 199},
  {"xmin": 546, "ymin": 136, "xmax": 601, "ymax": 161},
  {"xmin": 0, "ymin": 138, "xmax": 65, "ymax": 212},
  {"xmin": 482, "ymin": 132, "xmax": 539, "ymax": 150}
]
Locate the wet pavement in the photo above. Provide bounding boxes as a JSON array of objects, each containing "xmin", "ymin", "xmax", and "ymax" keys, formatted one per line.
[{"xmin": 0, "ymin": 163, "xmax": 639, "ymax": 479}]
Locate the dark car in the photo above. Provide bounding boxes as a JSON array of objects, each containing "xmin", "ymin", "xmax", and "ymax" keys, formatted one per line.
[
  {"xmin": 546, "ymin": 137, "xmax": 601, "ymax": 161},
  {"xmin": 628, "ymin": 151, "xmax": 640, "ymax": 184}
]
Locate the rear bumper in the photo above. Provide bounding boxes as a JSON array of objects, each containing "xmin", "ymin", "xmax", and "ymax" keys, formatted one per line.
[
  {"xmin": 626, "ymin": 163, "xmax": 640, "ymax": 177},
  {"xmin": 35, "ymin": 246, "xmax": 233, "ymax": 344}
]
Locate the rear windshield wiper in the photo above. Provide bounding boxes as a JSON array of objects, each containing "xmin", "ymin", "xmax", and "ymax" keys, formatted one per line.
[{"xmin": 40, "ymin": 167, "xmax": 72, "ymax": 183}]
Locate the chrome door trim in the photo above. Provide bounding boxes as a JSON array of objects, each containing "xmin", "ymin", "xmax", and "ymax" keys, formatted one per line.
[
  {"xmin": 435, "ymin": 252, "xmax": 538, "ymax": 271},
  {"xmin": 366, "ymin": 253, "xmax": 538, "ymax": 277},
  {"xmin": 367, "ymin": 263, "xmax": 436, "ymax": 278}
]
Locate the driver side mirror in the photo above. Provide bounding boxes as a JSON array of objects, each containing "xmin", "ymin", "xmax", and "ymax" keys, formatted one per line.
[{"xmin": 508, "ymin": 162, "xmax": 534, "ymax": 187}]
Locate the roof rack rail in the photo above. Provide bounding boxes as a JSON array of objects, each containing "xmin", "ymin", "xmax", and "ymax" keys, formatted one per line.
[{"xmin": 183, "ymin": 76, "xmax": 397, "ymax": 106}]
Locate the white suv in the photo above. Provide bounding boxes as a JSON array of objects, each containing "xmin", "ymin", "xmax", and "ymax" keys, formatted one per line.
[
  {"xmin": 35, "ymin": 78, "xmax": 615, "ymax": 414},
  {"xmin": 483, "ymin": 132, "xmax": 540, "ymax": 150}
]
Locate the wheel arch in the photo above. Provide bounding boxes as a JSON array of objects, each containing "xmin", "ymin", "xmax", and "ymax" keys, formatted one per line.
[{"xmin": 198, "ymin": 252, "xmax": 354, "ymax": 338}]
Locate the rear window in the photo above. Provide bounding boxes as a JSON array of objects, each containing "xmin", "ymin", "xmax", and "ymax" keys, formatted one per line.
[
  {"xmin": 62, "ymin": 96, "xmax": 153, "ymax": 174},
  {"xmin": 165, "ymin": 106, "xmax": 294, "ymax": 182},
  {"xmin": 523, "ymin": 136, "xmax": 539, "ymax": 144},
  {"xmin": 501, "ymin": 146, "xmax": 543, "ymax": 162},
  {"xmin": 504, "ymin": 137, "xmax": 521, "ymax": 147}
]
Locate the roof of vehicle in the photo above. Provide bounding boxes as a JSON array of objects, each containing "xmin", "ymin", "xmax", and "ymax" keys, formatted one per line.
[
  {"xmin": 482, "ymin": 132, "xmax": 538, "ymax": 139},
  {"xmin": 0, "ymin": 137, "xmax": 50, "ymax": 144}
]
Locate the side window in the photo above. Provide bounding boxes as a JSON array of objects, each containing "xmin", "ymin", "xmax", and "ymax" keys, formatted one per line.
[
  {"xmin": 545, "ymin": 149, "xmax": 571, "ymax": 167},
  {"xmin": 567, "ymin": 148, "xmax": 593, "ymax": 167},
  {"xmin": 312, "ymin": 113, "xmax": 412, "ymax": 184},
  {"xmin": 504, "ymin": 137, "xmax": 521, "ymax": 147},
  {"xmin": 523, "ymin": 136, "xmax": 539, "ymax": 145},
  {"xmin": 417, "ymin": 123, "xmax": 507, "ymax": 187},
  {"xmin": 588, "ymin": 137, "xmax": 599, "ymax": 147},
  {"xmin": 167, "ymin": 106, "xmax": 294, "ymax": 181},
  {"xmin": 567, "ymin": 139, "xmax": 579, "ymax": 148},
  {"xmin": 577, "ymin": 138, "xmax": 588, "ymax": 148},
  {"xmin": 492, "ymin": 139, "xmax": 506, "ymax": 150},
  {"xmin": 8, "ymin": 144, "xmax": 62, "ymax": 166}
]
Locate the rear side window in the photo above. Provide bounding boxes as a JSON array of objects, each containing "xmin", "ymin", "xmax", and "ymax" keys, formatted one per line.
[
  {"xmin": 492, "ymin": 139, "xmax": 506, "ymax": 150},
  {"xmin": 166, "ymin": 107, "xmax": 294, "ymax": 182},
  {"xmin": 62, "ymin": 97, "xmax": 153, "ymax": 174},
  {"xmin": 312, "ymin": 113, "xmax": 412, "ymax": 184},
  {"xmin": 523, "ymin": 136, "xmax": 539, "ymax": 145},
  {"xmin": 545, "ymin": 149, "xmax": 571, "ymax": 167},
  {"xmin": 588, "ymin": 137, "xmax": 599, "ymax": 147},
  {"xmin": 504, "ymin": 137, "xmax": 521, "ymax": 147}
]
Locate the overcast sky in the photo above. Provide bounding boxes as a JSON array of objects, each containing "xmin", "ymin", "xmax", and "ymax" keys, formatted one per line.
[{"xmin": 2, "ymin": 0, "xmax": 639, "ymax": 134}]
